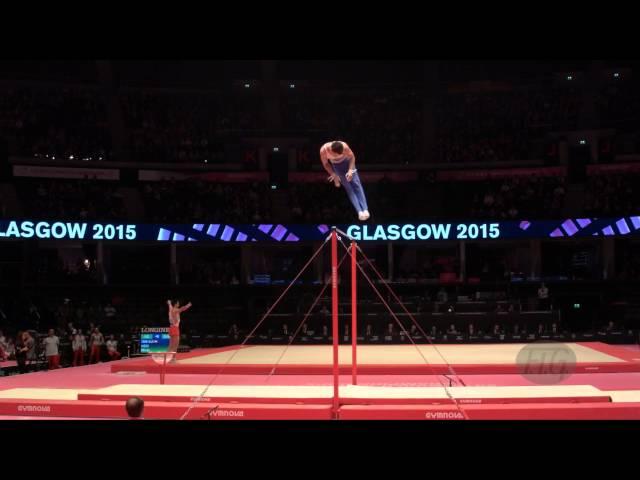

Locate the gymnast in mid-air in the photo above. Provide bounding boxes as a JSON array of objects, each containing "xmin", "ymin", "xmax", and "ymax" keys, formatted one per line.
[{"xmin": 319, "ymin": 140, "xmax": 370, "ymax": 221}]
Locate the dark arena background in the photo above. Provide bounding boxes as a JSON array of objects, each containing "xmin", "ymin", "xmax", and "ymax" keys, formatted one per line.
[{"xmin": 1, "ymin": 60, "xmax": 640, "ymax": 420}]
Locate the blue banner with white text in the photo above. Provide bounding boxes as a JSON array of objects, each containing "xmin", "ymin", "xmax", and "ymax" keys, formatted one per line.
[{"xmin": 1, "ymin": 217, "xmax": 639, "ymax": 243}]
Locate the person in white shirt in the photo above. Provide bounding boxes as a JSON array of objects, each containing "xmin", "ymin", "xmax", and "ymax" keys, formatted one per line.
[
  {"xmin": 89, "ymin": 328, "xmax": 105, "ymax": 364},
  {"xmin": 106, "ymin": 334, "xmax": 121, "ymax": 361},
  {"xmin": 5, "ymin": 338, "xmax": 15, "ymax": 359},
  {"xmin": 72, "ymin": 329, "xmax": 87, "ymax": 366},
  {"xmin": 42, "ymin": 329, "xmax": 60, "ymax": 370}
]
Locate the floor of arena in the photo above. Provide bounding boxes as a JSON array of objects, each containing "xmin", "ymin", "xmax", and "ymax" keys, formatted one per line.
[
  {"xmin": 1, "ymin": 343, "xmax": 640, "ymax": 419},
  {"xmin": 111, "ymin": 342, "xmax": 640, "ymax": 375}
]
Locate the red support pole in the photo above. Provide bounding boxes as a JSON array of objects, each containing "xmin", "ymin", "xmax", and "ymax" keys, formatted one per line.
[
  {"xmin": 351, "ymin": 241, "xmax": 357, "ymax": 385},
  {"xmin": 331, "ymin": 228, "xmax": 339, "ymax": 417}
]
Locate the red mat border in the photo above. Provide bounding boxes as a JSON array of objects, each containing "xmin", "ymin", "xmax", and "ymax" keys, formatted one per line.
[
  {"xmin": 2, "ymin": 398, "xmax": 638, "ymax": 420},
  {"xmin": 340, "ymin": 403, "xmax": 640, "ymax": 420},
  {"xmin": 0, "ymin": 398, "xmax": 334, "ymax": 420}
]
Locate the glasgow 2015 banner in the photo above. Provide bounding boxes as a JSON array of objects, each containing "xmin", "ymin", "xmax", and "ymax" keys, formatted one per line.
[{"xmin": 1, "ymin": 217, "xmax": 640, "ymax": 243}]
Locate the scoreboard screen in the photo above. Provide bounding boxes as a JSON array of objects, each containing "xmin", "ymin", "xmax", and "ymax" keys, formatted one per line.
[{"xmin": 140, "ymin": 328, "xmax": 170, "ymax": 353}]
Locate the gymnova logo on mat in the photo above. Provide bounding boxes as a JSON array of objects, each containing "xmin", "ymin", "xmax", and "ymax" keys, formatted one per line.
[
  {"xmin": 516, "ymin": 341, "xmax": 577, "ymax": 385},
  {"xmin": 210, "ymin": 409, "xmax": 245, "ymax": 417},
  {"xmin": 425, "ymin": 411, "xmax": 464, "ymax": 420},
  {"xmin": 18, "ymin": 405, "xmax": 51, "ymax": 413}
]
